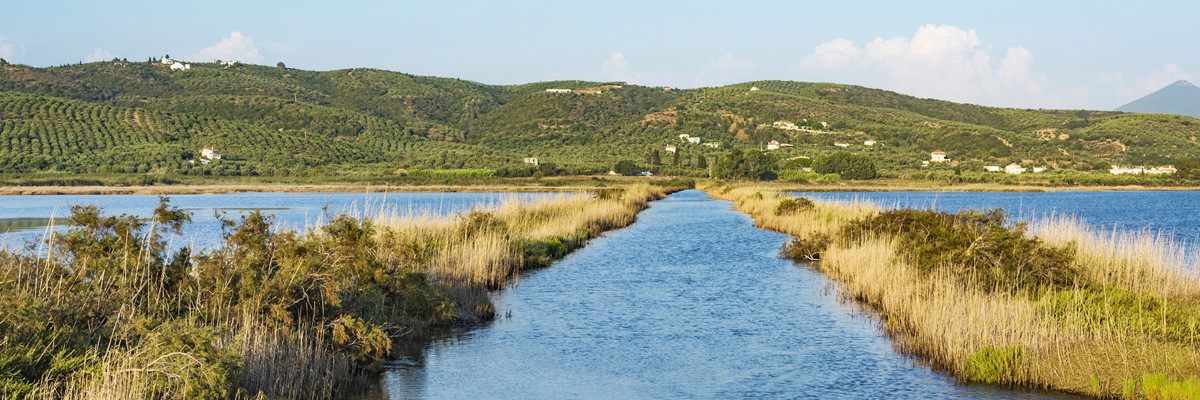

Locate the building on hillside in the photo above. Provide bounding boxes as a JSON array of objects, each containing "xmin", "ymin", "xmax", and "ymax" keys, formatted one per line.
[
  {"xmin": 220, "ymin": 60, "xmax": 239, "ymax": 66},
  {"xmin": 663, "ymin": 86, "xmax": 672, "ymax": 91},
  {"xmin": 779, "ymin": 143, "xmax": 794, "ymax": 148},
  {"xmin": 834, "ymin": 142, "xmax": 850, "ymax": 148},
  {"xmin": 766, "ymin": 141, "xmax": 781, "ymax": 150},
  {"xmin": 703, "ymin": 142, "xmax": 721, "ymax": 148},
  {"xmin": 984, "ymin": 166, "xmax": 1001, "ymax": 172},
  {"xmin": 524, "ymin": 157, "xmax": 539, "ymax": 166},
  {"xmin": 170, "ymin": 61, "xmax": 191, "ymax": 71},
  {"xmin": 200, "ymin": 148, "xmax": 221, "ymax": 165},
  {"xmin": 687, "ymin": 136, "xmax": 701, "ymax": 144},
  {"xmin": 665, "ymin": 144, "xmax": 677, "ymax": 153},
  {"xmin": 1109, "ymin": 166, "xmax": 1144, "ymax": 175},
  {"xmin": 1032, "ymin": 167, "xmax": 1046, "ymax": 173},
  {"xmin": 1147, "ymin": 165, "xmax": 1177, "ymax": 174},
  {"xmin": 863, "ymin": 140, "xmax": 876, "ymax": 146},
  {"xmin": 772, "ymin": 121, "xmax": 798, "ymax": 130},
  {"xmin": 1005, "ymin": 164, "xmax": 1027, "ymax": 174},
  {"xmin": 545, "ymin": 88, "xmax": 572, "ymax": 93},
  {"xmin": 930, "ymin": 150, "xmax": 947, "ymax": 162},
  {"xmin": 750, "ymin": 86, "xmax": 760, "ymax": 91},
  {"xmin": 160, "ymin": 57, "xmax": 172, "ymax": 64}
]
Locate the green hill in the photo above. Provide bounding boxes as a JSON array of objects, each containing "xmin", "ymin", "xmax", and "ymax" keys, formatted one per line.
[{"xmin": 2, "ymin": 59, "xmax": 1200, "ymax": 179}]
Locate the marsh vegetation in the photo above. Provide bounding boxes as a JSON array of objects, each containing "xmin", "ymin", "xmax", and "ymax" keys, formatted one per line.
[
  {"xmin": 0, "ymin": 184, "xmax": 674, "ymax": 399},
  {"xmin": 709, "ymin": 184, "xmax": 1200, "ymax": 398}
]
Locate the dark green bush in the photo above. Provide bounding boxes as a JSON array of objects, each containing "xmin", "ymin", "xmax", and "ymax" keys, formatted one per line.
[
  {"xmin": 774, "ymin": 197, "xmax": 815, "ymax": 216},
  {"xmin": 840, "ymin": 208, "xmax": 1077, "ymax": 291}
]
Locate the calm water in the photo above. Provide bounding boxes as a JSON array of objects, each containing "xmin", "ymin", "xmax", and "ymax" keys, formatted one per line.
[
  {"xmin": 372, "ymin": 190, "xmax": 1071, "ymax": 399},
  {"xmin": 0, "ymin": 192, "xmax": 560, "ymax": 250},
  {"xmin": 796, "ymin": 191, "xmax": 1200, "ymax": 242}
]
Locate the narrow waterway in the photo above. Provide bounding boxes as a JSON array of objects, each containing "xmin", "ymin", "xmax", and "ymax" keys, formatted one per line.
[{"xmin": 374, "ymin": 190, "xmax": 1070, "ymax": 399}]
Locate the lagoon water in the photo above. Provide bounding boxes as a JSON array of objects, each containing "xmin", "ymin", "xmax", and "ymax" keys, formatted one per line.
[
  {"xmin": 0, "ymin": 192, "xmax": 560, "ymax": 250},
  {"xmin": 797, "ymin": 190, "xmax": 1200, "ymax": 242},
  {"xmin": 371, "ymin": 190, "xmax": 1075, "ymax": 399}
]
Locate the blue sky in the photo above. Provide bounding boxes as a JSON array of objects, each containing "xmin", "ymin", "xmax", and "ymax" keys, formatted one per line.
[{"xmin": 3, "ymin": 0, "xmax": 1196, "ymax": 110}]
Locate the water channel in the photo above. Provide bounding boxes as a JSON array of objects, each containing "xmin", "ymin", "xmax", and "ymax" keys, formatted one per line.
[{"xmin": 371, "ymin": 190, "xmax": 1072, "ymax": 399}]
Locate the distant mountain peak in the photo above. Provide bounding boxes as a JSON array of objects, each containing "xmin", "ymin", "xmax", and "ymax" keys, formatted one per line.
[{"xmin": 1116, "ymin": 80, "xmax": 1200, "ymax": 118}]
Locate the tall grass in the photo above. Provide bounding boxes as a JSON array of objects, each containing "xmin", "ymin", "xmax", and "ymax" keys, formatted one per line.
[
  {"xmin": 0, "ymin": 183, "xmax": 674, "ymax": 399},
  {"xmin": 706, "ymin": 184, "xmax": 1200, "ymax": 398}
]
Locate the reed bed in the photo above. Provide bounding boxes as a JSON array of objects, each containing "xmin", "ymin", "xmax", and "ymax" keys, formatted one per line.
[
  {"xmin": 707, "ymin": 184, "xmax": 1200, "ymax": 399},
  {"xmin": 0, "ymin": 183, "xmax": 675, "ymax": 399}
]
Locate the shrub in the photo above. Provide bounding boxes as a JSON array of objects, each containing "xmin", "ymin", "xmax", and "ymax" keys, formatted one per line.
[
  {"xmin": 839, "ymin": 209, "xmax": 1078, "ymax": 291},
  {"xmin": 774, "ymin": 197, "xmax": 815, "ymax": 216}
]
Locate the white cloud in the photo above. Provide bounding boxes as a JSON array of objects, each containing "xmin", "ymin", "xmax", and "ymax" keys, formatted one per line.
[
  {"xmin": 1119, "ymin": 63, "xmax": 1194, "ymax": 103},
  {"xmin": 797, "ymin": 24, "xmax": 1082, "ymax": 108},
  {"xmin": 601, "ymin": 52, "xmax": 634, "ymax": 83},
  {"xmin": 186, "ymin": 32, "xmax": 263, "ymax": 64},
  {"xmin": 0, "ymin": 36, "xmax": 17, "ymax": 60},
  {"xmin": 695, "ymin": 54, "xmax": 755, "ymax": 87},
  {"xmin": 84, "ymin": 48, "xmax": 113, "ymax": 63}
]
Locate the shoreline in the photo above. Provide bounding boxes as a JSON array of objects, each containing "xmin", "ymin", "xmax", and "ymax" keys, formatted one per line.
[
  {"xmin": 0, "ymin": 183, "xmax": 610, "ymax": 195},
  {"xmin": 5, "ymin": 178, "xmax": 1200, "ymax": 195}
]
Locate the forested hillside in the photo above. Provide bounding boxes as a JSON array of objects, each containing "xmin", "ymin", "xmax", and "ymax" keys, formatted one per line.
[{"xmin": 2, "ymin": 58, "xmax": 1199, "ymax": 178}]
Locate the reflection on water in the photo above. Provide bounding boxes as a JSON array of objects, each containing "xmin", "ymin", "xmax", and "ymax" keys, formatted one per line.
[
  {"xmin": 0, "ymin": 217, "xmax": 64, "ymax": 234},
  {"xmin": 372, "ymin": 190, "xmax": 1076, "ymax": 399}
]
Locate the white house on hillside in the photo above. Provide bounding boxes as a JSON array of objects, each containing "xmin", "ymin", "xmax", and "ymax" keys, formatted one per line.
[
  {"xmin": 931, "ymin": 150, "xmax": 947, "ymax": 162},
  {"xmin": 772, "ymin": 121, "xmax": 798, "ymax": 130},
  {"xmin": 665, "ymin": 145, "xmax": 677, "ymax": 153},
  {"xmin": 1005, "ymin": 164, "xmax": 1027, "ymax": 174},
  {"xmin": 703, "ymin": 142, "xmax": 720, "ymax": 148},
  {"xmin": 766, "ymin": 141, "xmax": 781, "ymax": 150},
  {"xmin": 686, "ymin": 137, "xmax": 701, "ymax": 144},
  {"xmin": 864, "ymin": 140, "xmax": 876, "ymax": 146},
  {"xmin": 834, "ymin": 142, "xmax": 850, "ymax": 148},
  {"xmin": 524, "ymin": 157, "xmax": 539, "ymax": 166},
  {"xmin": 200, "ymin": 148, "xmax": 221, "ymax": 165},
  {"xmin": 170, "ymin": 61, "xmax": 191, "ymax": 71},
  {"xmin": 545, "ymin": 88, "xmax": 572, "ymax": 93},
  {"xmin": 984, "ymin": 166, "xmax": 1001, "ymax": 172}
]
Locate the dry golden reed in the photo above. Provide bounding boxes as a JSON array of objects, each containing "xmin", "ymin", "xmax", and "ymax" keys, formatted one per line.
[{"xmin": 706, "ymin": 184, "xmax": 1200, "ymax": 398}]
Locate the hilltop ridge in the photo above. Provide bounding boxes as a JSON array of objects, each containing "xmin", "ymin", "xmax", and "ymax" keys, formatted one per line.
[
  {"xmin": 2, "ymin": 60, "xmax": 1199, "ymax": 178},
  {"xmin": 1117, "ymin": 80, "xmax": 1200, "ymax": 118}
]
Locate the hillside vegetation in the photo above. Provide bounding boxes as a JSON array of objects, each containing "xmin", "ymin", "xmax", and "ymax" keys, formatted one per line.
[{"xmin": 2, "ymin": 59, "xmax": 1200, "ymax": 179}]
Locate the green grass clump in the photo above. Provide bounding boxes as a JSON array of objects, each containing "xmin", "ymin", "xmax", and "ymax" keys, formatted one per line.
[
  {"xmin": 964, "ymin": 345, "xmax": 1024, "ymax": 384},
  {"xmin": 1042, "ymin": 286, "xmax": 1200, "ymax": 343},
  {"xmin": 1141, "ymin": 373, "xmax": 1200, "ymax": 400}
]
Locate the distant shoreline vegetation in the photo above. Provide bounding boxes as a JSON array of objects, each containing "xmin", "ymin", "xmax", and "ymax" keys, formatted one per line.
[{"xmin": 2, "ymin": 60, "xmax": 1200, "ymax": 187}]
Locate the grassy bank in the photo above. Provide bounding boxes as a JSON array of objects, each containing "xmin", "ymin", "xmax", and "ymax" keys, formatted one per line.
[
  {"xmin": 706, "ymin": 184, "xmax": 1200, "ymax": 399},
  {"xmin": 0, "ymin": 183, "xmax": 679, "ymax": 399}
]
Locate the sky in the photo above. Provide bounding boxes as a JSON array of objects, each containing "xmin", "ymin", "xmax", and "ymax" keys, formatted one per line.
[{"xmin": 2, "ymin": 0, "xmax": 1197, "ymax": 110}]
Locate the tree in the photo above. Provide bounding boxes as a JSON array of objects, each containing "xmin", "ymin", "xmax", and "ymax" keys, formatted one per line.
[
  {"xmin": 697, "ymin": 155, "xmax": 708, "ymax": 170},
  {"xmin": 711, "ymin": 149, "xmax": 777, "ymax": 180},
  {"xmin": 812, "ymin": 151, "xmax": 877, "ymax": 180},
  {"xmin": 646, "ymin": 149, "xmax": 661, "ymax": 166},
  {"xmin": 673, "ymin": 150, "xmax": 681, "ymax": 167},
  {"xmin": 1174, "ymin": 158, "xmax": 1200, "ymax": 180},
  {"xmin": 277, "ymin": 62, "xmax": 286, "ymax": 69},
  {"xmin": 613, "ymin": 160, "xmax": 640, "ymax": 175}
]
